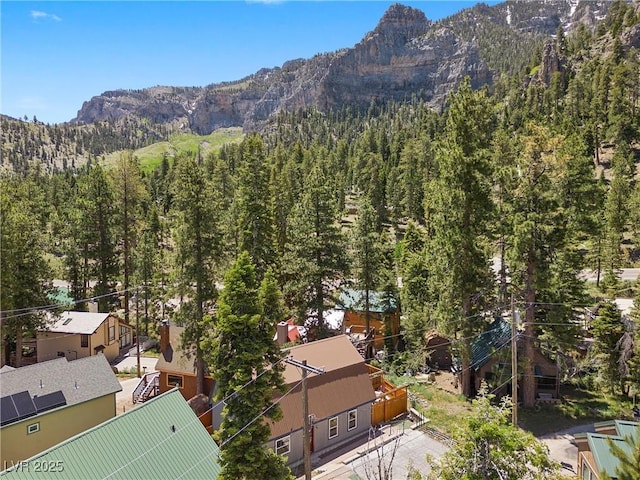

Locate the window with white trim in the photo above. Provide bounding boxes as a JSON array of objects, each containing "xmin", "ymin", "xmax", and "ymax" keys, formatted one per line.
[
  {"xmin": 167, "ymin": 374, "xmax": 183, "ymax": 388},
  {"xmin": 582, "ymin": 460, "xmax": 592, "ymax": 480},
  {"xmin": 329, "ymin": 416, "xmax": 338, "ymax": 439},
  {"xmin": 348, "ymin": 409, "xmax": 357, "ymax": 431},
  {"xmin": 27, "ymin": 423, "xmax": 40, "ymax": 435},
  {"xmin": 275, "ymin": 436, "xmax": 290, "ymax": 456}
]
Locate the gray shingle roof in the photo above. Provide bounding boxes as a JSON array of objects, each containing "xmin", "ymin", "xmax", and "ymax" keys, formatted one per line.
[{"xmin": 0, "ymin": 355, "xmax": 121, "ymax": 422}]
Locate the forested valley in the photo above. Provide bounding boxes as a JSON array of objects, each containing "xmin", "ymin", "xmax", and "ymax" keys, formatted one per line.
[{"xmin": 2, "ymin": 0, "xmax": 640, "ymax": 418}]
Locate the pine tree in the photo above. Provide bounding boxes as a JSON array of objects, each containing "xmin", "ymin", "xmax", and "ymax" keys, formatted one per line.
[
  {"xmin": 282, "ymin": 164, "xmax": 347, "ymax": 338},
  {"xmin": 235, "ymin": 135, "xmax": 276, "ymax": 279},
  {"xmin": 170, "ymin": 154, "xmax": 220, "ymax": 395},
  {"xmin": 351, "ymin": 197, "xmax": 384, "ymax": 357},
  {"xmin": 425, "ymin": 78, "xmax": 495, "ymax": 397},
  {"xmin": 591, "ymin": 300, "xmax": 625, "ymax": 393},
  {"xmin": 0, "ymin": 176, "xmax": 53, "ymax": 367},
  {"xmin": 505, "ymin": 122, "xmax": 595, "ymax": 407},
  {"xmin": 111, "ymin": 151, "xmax": 147, "ymax": 323},
  {"xmin": 204, "ymin": 252, "xmax": 292, "ymax": 480},
  {"xmin": 78, "ymin": 164, "xmax": 118, "ymax": 312}
]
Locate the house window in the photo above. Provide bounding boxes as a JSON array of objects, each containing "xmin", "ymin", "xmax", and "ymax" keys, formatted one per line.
[
  {"xmin": 57, "ymin": 351, "xmax": 65, "ymax": 357},
  {"xmin": 348, "ymin": 409, "xmax": 357, "ymax": 431},
  {"xmin": 582, "ymin": 460, "xmax": 597, "ymax": 480},
  {"xmin": 81, "ymin": 334, "xmax": 89, "ymax": 348},
  {"xmin": 275, "ymin": 436, "xmax": 290, "ymax": 456},
  {"xmin": 167, "ymin": 374, "xmax": 183, "ymax": 388},
  {"xmin": 329, "ymin": 416, "xmax": 338, "ymax": 439},
  {"xmin": 582, "ymin": 460, "xmax": 592, "ymax": 480},
  {"xmin": 108, "ymin": 325, "xmax": 115, "ymax": 343},
  {"xmin": 27, "ymin": 423, "xmax": 40, "ymax": 435},
  {"xmin": 119, "ymin": 326, "xmax": 131, "ymax": 349}
]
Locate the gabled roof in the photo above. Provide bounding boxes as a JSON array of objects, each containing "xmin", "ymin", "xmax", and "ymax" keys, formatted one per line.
[
  {"xmin": 43, "ymin": 311, "xmax": 112, "ymax": 335},
  {"xmin": 470, "ymin": 317, "xmax": 512, "ymax": 370},
  {"xmin": 270, "ymin": 335, "xmax": 376, "ymax": 439},
  {"xmin": 594, "ymin": 419, "xmax": 640, "ymax": 441},
  {"xmin": 155, "ymin": 325, "xmax": 202, "ymax": 376},
  {"xmin": 574, "ymin": 421, "xmax": 639, "ymax": 479},
  {"xmin": 337, "ymin": 289, "xmax": 398, "ymax": 313},
  {"xmin": 0, "ymin": 389, "xmax": 222, "ymax": 479},
  {"xmin": 281, "ymin": 335, "xmax": 369, "ymax": 384},
  {"xmin": 0, "ymin": 355, "xmax": 121, "ymax": 427}
]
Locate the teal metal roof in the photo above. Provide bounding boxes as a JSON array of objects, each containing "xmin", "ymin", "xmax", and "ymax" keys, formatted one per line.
[
  {"xmin": 614, "ymin": 420, "xmax": 639, "ymax": 442},
  {"xmin": 337, "ymin": 289, "xmax": 398, "ymax": 313},
  {"xmin": 586, "ymin": 432, "xmax": 635, "ymax": 478},
  {"xmin": 48, "ymin": 287, "xmax": 73, "ymax": 307},
  {"xmin": 470, "ymin": 317, "xmax": 511, "ymax": 370},
  {"xmin": 0, "ymin": 389, "xmax": 221, "ymax": 480}
]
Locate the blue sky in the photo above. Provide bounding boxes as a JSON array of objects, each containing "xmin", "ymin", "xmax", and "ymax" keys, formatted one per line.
[{"xmin": 1, "ymin": 1, "xmax": 498, "ymax": 124}]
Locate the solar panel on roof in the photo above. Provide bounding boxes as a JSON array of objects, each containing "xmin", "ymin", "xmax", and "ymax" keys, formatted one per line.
[
  {"xmin": 0, "ymin": 396, "xmax": 19, "ymax": 426},
  {"xmin": 12, "ymin": 391, "xmax": 37, "ymax": 420},
  {"xmin": 33, "ymin": 390, "xmax": 66, "ymax": 413}
]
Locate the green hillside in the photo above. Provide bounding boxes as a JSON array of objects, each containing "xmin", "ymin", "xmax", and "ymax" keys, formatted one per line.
[{"xmin": 104, "ymin": 127, "xmax": 244, "ymax": 172}]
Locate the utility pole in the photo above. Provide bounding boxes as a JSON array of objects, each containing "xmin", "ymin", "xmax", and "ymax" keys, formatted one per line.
[
  {"xmin": 283, "ymin": 357, "xmax": 324, "ymax": 480},
  {"xmin": 511, "ymin": 294, "xmax": 520, "ymax": 426},
  {"xmin": 136, "ymin": 287, "xmax": 141, "ymax": 378}
]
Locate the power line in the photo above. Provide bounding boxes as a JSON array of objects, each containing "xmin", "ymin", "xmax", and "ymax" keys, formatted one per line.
[
  {"xmin": 218, "ymin": 378, "xmax": 304, "ymax": 450},
  {"xmin": 99, "ymin": 357, "xmax": 288, "ymax": 480},
  {"xmin": 1, "ymin": 286, "xmax": 139, "ymax": 321}
]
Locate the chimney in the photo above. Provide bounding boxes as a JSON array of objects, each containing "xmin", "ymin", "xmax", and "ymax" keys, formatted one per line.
[
  {"xmin": 276, "ymin": 321, "xmax": 289, "ymax": 346},
  {"xmin": 160, "ymin": 320, "xmax": 170, "ymax": 352}
]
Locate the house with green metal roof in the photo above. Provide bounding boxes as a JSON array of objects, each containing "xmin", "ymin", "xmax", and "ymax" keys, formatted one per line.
[
  {"xmin": 336, "ymin": 289, "xmax": 401, "ymax": 356},
  {"xmin": 462, "ymin": 317, "xmax": 559, "ymax": 401},
  {"xmin": 574, "ymin": 420, "xmax": 639, "ymax": 479},
  {"xmin": 0, "ymin": 389, "xmax": 222, "ymax": 480}
]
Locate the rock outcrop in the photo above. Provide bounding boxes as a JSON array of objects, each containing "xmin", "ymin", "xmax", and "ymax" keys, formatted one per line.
[{"xmin": 72, "ymin": 1, "xmax": 613, "ymax": 133}]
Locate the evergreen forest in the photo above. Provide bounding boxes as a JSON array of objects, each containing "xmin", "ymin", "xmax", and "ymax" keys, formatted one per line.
[{"xmin": 2, "ymin": 0, "xmax": 640, "ymax": 443}]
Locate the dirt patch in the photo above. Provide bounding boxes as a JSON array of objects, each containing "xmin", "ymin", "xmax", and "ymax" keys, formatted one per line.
[
  {"xmin": 415, "ymin": 370, "xmax": 460, "ymax": 395},
  {"xmin": 116, "ymin": 396, "xmax": 135, "ymax": 415}
]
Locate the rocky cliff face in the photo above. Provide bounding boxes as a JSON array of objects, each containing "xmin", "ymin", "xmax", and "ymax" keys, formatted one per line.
[{"xmin": 73, "ymin": 1, "xmax": 613, "ymax": 134}]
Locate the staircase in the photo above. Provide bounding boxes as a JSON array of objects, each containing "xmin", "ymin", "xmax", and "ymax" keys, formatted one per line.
[{"xmin": 132, "ymin": 372, "xmax": 160, "ymax": 404}]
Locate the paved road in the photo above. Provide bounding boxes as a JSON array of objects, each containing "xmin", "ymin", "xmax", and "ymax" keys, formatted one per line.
[
  {"xmin": 298, "ymin": 423, "xmax": 448, "ymax": 480},
  {"xmin": 580, "ymin": 268, "xmax": 640, "ymax": 282},
  {"xmin": 538, "ymin": 423, "xmax": 596, "ymax": 478},
  {"xmin": 348, "ymin": 427, "xmax": 447, "ymax": 480}
]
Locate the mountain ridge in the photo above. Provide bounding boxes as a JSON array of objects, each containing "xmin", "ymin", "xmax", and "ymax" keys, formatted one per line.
[
  {"xmin": 71, "ymin": 1, "xmax": 614, "ymax": 134},
  {"xmin": 72, "ymin": 0, "xmax": 610, "ymax": 134}
]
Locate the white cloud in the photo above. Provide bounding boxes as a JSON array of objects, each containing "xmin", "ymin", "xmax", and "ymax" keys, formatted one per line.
[{"xmin": 30, "ymin": 10, "xmax": 62, "ymax": 22}]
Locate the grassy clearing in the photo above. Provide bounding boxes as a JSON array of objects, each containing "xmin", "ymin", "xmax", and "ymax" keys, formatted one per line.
[
  {"xmin": 519, "ymin": 384, "xmax": 636, "ymax": 436},
  {"xmin": 141, "ymin": 345, "xmax": 160, "ymax": 358},
  {"xmin": 388, "ymin": 371, "xmax": 635, "ymax": 438},
  {"xmin": 386, "ymin": 373, "xmax": 473, "ymax": 436},
  {"xmin": 102, "ymin": 127, "xmax": 244, "ymax": 173}
]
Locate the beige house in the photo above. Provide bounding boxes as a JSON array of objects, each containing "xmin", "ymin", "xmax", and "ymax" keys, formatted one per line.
[
  {"xmin": 36, "ymin": 311, "xmax": 134, "ymax": 363},
  {"xmin": 0, "ymin": 355, "xmax": 121, "ymax": 465}
]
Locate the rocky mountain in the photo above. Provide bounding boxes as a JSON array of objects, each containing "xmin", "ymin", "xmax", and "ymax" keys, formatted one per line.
[{"xmin": 73, "ymin": 1, "xmax": 613, "ymax": 134}]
